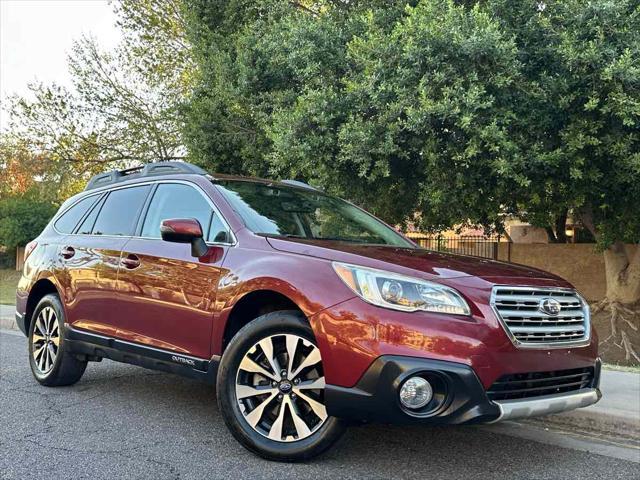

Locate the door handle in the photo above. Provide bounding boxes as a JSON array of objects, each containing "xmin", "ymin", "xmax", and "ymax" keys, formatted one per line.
[
  {"xmin": 61, "ymin": 246, "xmax": 75, "ymax": 259},
  {"xmin": 121, "ymin": 253, "xmax": 141, "ymax": 270}
]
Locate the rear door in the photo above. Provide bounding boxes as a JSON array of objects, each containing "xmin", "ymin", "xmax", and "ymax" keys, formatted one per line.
[
  {"xmin": 51, "ymin": 193, "xmax": 103, "ymax": 323},
  {"xmin": 62, "ymin": 184, "xmax": 151, "ymax": 336},
  {"xmin": 115, "ymin": 182, "xmax": 232, "ymax": 359}
]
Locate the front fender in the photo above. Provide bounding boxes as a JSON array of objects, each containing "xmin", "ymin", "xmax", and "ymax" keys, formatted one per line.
[{"xmin": 211, "ymin": 246, "xmax": 355, "ymax": 353}]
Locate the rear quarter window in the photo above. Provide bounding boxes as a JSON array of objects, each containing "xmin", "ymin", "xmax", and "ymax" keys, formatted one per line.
[
  {"xmin": 76, "ymin": 196, "xmax": 106, "ymax": 234},
  {"xmin": 54, "ymin": 195, "xmax": 100, "ymax": 234}
]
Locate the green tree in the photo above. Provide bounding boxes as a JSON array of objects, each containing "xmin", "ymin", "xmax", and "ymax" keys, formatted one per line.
[
  {"xmin": 183, "ymin": 0, "xmax": 411, "ymax": 175},
  {"xmin": 486, "ymin": 0, "xmax": 639, "ymax": 297},
  {"xmin": 114, "ymin": 0, "xmax": 195, "ymax": 96},
  {"xmin": 2, "ymin": 0, "xmax": 193, "ymax": 199},
  {"xmin": 0, "ymin": 193, "xmax": 57, "ymax": 255}
]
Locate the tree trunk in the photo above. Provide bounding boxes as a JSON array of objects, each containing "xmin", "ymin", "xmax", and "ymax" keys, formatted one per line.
[
  {"xmin": 579, "ymin": 207, "xmax": 640, "ymax": 364},
  {"xmin": 545, "ymin": 226, "xmax": 558, "ymax": 243},
  {"xmin": 604, "ymin": 242, "xmax": 640, "ymax": 304},
  {"xmin": 545, "ymin": 210, "xmax": 568, "ymax": 243},
  {"xmin": 598, "ymin": 242, "xmax": 640, "ymax": 363},
  {"xmin": 555, "ymin": 210, "xmax": 568, "ymax": 243}
]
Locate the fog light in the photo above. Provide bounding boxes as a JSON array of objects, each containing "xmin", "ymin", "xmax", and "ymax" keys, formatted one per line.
[{"xmin": 399, "ymin": 376, "xmax": 433, "ymax": 409}]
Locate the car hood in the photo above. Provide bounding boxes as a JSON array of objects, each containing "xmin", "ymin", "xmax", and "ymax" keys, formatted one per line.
[{"xmin": 265, "ymin": 237, "xmax": 567, "ymax": 284}]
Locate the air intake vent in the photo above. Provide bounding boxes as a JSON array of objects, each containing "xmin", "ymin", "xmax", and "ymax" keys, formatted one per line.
[
  {"xmin": 487, "ymin": 367, "xmax": 594, "ymax": 401},
  {"xmin": 490, "ymin": 286, "xmax": 590, "ymax": 347}
]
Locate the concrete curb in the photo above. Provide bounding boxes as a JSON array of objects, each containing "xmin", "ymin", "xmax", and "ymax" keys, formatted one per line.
[
  {"xmin": 0, "ymin": 316, "xmax": 17, "ymax": 331},
  {"xmin": 538, "ymin": 408, "xmax": 640, "ymax": 443},
  {"xmin": 0, "ymin": 304, "xmax": 17, "ymax": 331}
]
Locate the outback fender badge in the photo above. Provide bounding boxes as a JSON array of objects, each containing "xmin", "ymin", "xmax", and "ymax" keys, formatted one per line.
[{"xmin": 171, "ymin": 355, "xmax": 196, "ymax": 366}]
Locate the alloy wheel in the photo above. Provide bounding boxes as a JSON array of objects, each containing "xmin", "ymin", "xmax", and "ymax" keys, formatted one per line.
[
  {"xmin": 235, "ymin": 334, "xmax": 327, "ymax": 442},
  {"xmin": 32, "ymin": 306, "xmax": 60, "ymax": 374}
]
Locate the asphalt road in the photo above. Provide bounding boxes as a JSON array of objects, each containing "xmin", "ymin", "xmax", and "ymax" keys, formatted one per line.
[{"xmin": 1, "ymin": 330, "xmax": 638, "ymax": 480}]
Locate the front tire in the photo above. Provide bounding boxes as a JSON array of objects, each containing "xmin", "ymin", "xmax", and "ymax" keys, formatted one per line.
[
  {"xmin": 217, "ymin": 311, "xmax": 346, "ymax": 462},
  {"xmin": 28, "ymin": 294, "xmax": 87, "ymax": 386}
]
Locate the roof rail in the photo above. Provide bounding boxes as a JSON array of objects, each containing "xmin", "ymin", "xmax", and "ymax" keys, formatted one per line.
[
  {"xmin": 84, "ymin": 161, "xmax": 208, "ymax": 191},
  {"xmin": 280, "ymin": 179, "xmax": 320, "ymax": 191}
]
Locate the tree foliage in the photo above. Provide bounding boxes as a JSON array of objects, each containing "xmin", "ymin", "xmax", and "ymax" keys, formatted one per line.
[
  {"xmin": 184, "ymin": 0, "xmax": 639, "ymax": 246},
  {"xmin": 0, "ymin": 193, "xmax": 57, "ymax": 251},
  {"xmin": 0, "ymin": 137, "xmax": 47, "ymax": 197},
  {"xmin": 2, "ymin": 0, "xmax": 193, "ymax": 197},
  {"xmin": 5, "ymin": 34, "xmax": 185, "ymax": 168},
  {"xmin": 113, "ymin": 0, "xmax": 195, "ymax": 96}
]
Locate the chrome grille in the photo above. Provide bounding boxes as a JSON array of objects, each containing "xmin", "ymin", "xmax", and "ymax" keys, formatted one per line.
[{"xmin": 491, "ymin": 286, "xmax": 590, "ymax": 347}]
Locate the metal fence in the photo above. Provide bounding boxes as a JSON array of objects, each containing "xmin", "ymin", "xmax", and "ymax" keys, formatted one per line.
[{"xmin": 408, "ymin": 235, "xmax": 506, "ymax": 260}]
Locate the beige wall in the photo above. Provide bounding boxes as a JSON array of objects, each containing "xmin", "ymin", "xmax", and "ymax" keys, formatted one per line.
[{"xmin": 497, "ymin": 243, "xmax": 638, "ymax": 301}]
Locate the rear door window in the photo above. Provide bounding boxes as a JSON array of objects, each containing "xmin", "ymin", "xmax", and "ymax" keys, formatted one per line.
[
  {"xmin": 54, "ymin": 195, "xmax": 100, "ymax": 234},
  {"xmin": 91, "ymin": 185, "xmax": 151, "ymax": 236}
]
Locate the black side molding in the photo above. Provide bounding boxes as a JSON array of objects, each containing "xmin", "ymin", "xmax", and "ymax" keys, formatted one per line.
[{"xmin": 65, "ymin": 327, "xmax": 219, "ymax": 384}]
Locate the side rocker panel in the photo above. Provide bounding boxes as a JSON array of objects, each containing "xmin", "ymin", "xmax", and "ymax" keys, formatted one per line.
[{"xmin": 65, "ymin": 327, "xmax": 220, "ymax": 383}]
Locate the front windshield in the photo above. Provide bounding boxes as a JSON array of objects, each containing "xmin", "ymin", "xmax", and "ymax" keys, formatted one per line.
[{"xmin": 215, "ymin": 180, "xmax": 414, "ymax": 247}]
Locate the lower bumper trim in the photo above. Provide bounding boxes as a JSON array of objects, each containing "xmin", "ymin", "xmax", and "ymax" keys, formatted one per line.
[{"xmin": 492, "ymin": 388, "xmax": 601, "ymax": 422}]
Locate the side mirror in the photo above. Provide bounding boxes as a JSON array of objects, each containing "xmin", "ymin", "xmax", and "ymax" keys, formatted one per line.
[{"xmin": 160, "ymin": 218, "xmax": 209, "ymax": 258}]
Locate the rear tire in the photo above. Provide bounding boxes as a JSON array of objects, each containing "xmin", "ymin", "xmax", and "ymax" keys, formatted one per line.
[
  {"xmin": 28, "ymin": 294, "xmax": 87, "ymax": 386},
  {"xmin": 217, "ymin": 310, "xmax": 346, "ymax": 462}
]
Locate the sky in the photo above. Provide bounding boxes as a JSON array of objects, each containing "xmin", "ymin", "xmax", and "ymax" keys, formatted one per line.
[{"xmin": 0, "ymin": 0, "xmax": 120, "ymax": 129}]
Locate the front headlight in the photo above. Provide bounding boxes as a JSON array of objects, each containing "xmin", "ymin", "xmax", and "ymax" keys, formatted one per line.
[{"xmin": 333, "ymin": 262, "xmax": 471, "ymax": 315}]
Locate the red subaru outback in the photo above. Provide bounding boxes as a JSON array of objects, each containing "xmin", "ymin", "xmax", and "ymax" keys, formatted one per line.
[{"xmin": 15, "ymin": 162, "xmax": 600, "ymax": 461}]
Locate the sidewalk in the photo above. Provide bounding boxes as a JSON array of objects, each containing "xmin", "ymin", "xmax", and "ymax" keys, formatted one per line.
[
  {"xmin": 589, "ymin": 369, "xmax": 640, "ymax": 423},
  {"xmin": 543, "ymin": 368, "xmax": 640, "ymax": 439},
  {"xmin": 1, "ymin": 303, "xmax": 638, "ymax": 436}
]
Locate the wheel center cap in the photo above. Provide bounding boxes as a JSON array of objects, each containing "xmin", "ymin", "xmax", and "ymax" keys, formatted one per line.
[{"xmin": 278, "ymin": 380, "xmax": 292, "ymax": 393}]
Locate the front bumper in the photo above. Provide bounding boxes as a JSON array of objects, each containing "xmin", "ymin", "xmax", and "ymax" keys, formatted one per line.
[{"xmin": 325, "ymin": 355, "xmax": 601, "ymax": 425}]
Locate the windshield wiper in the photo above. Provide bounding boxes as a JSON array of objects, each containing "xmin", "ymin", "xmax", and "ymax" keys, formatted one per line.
[
  {"xmin": 258, "ymin": 233, "xmax": 380, "ymax": 244},
  {"xmin": 257, "ymin": 233, "xmax": 308, "ymax": 240},
  {"xmin": 317, "ymin": 236, "xmax": 377, "ymax": 244}
]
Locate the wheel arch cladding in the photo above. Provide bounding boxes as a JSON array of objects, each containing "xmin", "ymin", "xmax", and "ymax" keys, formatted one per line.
[
  {"xmin": 221, "ymin": 290, "xmax": 309, "ymax": 351},
  {"xmin": 25, "ymin": 279, "xmax": 60, "ymax": 332}
]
